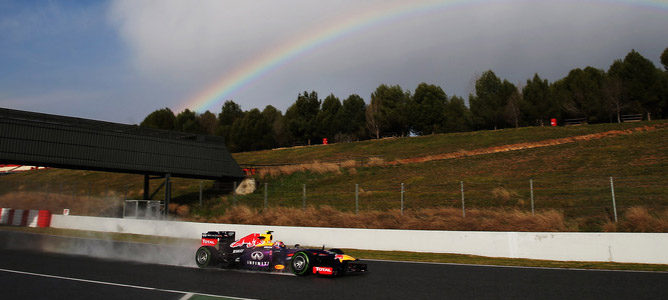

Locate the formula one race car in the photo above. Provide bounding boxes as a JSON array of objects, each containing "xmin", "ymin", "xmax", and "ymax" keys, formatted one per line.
[{"xmin": 195, "ymin": 230, "xmax": 367, "ymax": 276}]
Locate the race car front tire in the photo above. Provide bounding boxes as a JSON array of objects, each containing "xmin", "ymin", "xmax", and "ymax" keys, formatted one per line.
[
  {"xmin": 291, "ymin": 252, "xmax": 311, "ymax": 276},
  {"xmin": 195, "ymin": 246, "xmax": 218, "ymax": 268}
]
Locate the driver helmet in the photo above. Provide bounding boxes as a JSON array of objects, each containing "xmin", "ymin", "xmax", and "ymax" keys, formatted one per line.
[{"xmin": 273, "ymin": 240, "xmax": 285, "ymax": 248}]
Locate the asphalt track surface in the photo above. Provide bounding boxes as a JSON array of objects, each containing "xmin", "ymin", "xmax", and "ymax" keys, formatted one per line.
[{"xmin": 0, "ymin": 229, "xmax": 666, "ymax": 300}]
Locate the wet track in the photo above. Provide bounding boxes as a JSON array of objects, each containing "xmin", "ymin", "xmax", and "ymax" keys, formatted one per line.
[{"xmin": 1, "ymin": 229, "xmax": 666, "ymax": 300}]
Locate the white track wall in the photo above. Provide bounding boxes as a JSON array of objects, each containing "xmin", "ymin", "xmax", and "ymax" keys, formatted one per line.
[{"xmin": 50, "ymin": 215, "xmax": 668, "ymax": 264}]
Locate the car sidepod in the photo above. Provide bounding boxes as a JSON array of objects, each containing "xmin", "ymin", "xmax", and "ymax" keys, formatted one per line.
[{"xmin": 240, "ymin": 247, "xmax": 274, "ymax": 271}]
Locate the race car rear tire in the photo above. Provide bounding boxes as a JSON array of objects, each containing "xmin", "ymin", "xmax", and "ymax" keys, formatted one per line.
[
  {"xmin": 195, "ymin": 246, "xmax": 218, "ymax": 268},
  {"xmin": 291, "ymin": 252, "xmax": 311, "ymax": 276}
]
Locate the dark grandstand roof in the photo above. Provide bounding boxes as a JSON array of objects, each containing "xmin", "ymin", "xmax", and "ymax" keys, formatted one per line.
[{"xmin": 0, "ymin": 107, "xmax": 243, "ymax": 180}]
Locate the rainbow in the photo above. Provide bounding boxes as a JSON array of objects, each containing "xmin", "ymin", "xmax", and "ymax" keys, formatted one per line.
[{"xmin": 178, "ymin": 0, "xmax": 668, "ymax": 113}]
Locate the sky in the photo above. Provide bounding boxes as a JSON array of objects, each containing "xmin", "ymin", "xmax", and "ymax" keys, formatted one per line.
[{"xmin": 1, "ymin": 0, "xmax": 667, "ymax": 124}]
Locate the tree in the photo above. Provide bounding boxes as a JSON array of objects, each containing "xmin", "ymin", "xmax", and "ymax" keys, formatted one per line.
[
  {"xmin": 521, "ymin": 74, "xmax": 558, "ymax": 126},
  {"xmin": 552, "ymin": 67, "xmax": 606, "ymax": 123},
  {"xmin": 504, "ymin": 87, "xmax": 522, "ymax": 128},
  {"xmin": 216, "ymin": 100, "xmax": 245, "ymax": 145},
  {"xmin": 140, "ymin": 108, "xmax": 175, "ymax": 130},
  {"xmin": 284, "ymin": 91, "xmax": 321, "ymax": 145},
  {"xmin": 218, "ymin": 100, "xmax": 244, "ymax": 126},
  {"xmin": 197, "ymin": 110, "xmax": 217, "ymax": 135},
  {"xmin": 409, "ymin": 83, "xmax": 447, "ymax": 135},
  {"xmin": 660, "ymin": 48, "xmax": 668, "ymax": 118},
  {"xmin": 605, "ymin": 61, "xmax": 629, "ymax": 123},
  {"xmin": 175, "ymin": 109, "xmax": 204, "ymax": 133},
  {"xmin": 261, "ymin": 105, "xmax": 286, "ymax": 148},
  {"xmin": 229, "ymin": 108, "xmax": 273, "ymax": 152},
  {"xmin": 336, "ymin": 94, "xmax": 367, "ymax": 141},
  {"xmin": 469, "ymin": 71, "xmax": 516, "ymax": 130},
  {"xmin": 367, "ymin": 84, "xmax": 410, "ymax": 138},
  {"xmin": 365, "ymin": 95, "xmax": 381, "ymax": 139},
  {"xmin": 443, "ymin": 96, "xmax": 472, "ymax": 132},
  {"xmin": 660, "ymin": 73, "xmax": 668, "ymax": 118},
  {"xmin": 608, "ymin": 50, "xmax": 664, "ymax": 120},
  {"xmin": 316, "ymin": 94, "xmax": 342, "ymax": 139}
]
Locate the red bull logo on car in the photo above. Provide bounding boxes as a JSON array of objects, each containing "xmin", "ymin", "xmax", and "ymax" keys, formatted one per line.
[{"xmin": 230, "ymin": 233, "xmax": 263, "ymax": 248}]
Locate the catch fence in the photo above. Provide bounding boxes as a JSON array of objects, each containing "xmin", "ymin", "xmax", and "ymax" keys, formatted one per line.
[
  {"xmin": 2, "ymin": 173, "xmax": 665, "ymax": 224},
  {"xmin": 231, "ymin": 175, "xmax": 667, "ymax": 221}
]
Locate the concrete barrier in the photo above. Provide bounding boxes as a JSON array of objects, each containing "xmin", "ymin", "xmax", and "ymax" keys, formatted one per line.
[{"xmin": 50, "ymin": 215, "xmax": 668, "ymax": 265}]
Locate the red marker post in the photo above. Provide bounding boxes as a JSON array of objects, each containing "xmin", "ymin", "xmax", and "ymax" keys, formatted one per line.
[{"xmin": 550, "ymin": 118, "xmax": 557, "ymax": 126}]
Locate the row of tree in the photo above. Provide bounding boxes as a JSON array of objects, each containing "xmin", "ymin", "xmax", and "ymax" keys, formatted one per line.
[{"xmin": 141, "ymin": 48, "xmax": 668, "ymax": 152}]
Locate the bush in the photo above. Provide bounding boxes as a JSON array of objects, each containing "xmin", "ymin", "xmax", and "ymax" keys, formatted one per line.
[{"xmin": 188, "ymin": 205, "xmax": 568, "ymax": 232}]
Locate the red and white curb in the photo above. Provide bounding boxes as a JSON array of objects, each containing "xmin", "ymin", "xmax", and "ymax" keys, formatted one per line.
[{"xmin": 0, "ymin": 208, "xmax": 51, "ymax": 227}]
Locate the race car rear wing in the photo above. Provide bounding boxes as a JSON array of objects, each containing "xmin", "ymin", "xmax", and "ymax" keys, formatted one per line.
[{"xmin": 201, "ymin": 231, "xmax": 236, "ymax": 248}]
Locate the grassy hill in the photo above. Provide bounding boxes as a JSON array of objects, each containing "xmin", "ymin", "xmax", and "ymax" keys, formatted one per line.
[
  {"xmin": 1, "ymin": 121, "xmax": 666, "ymax": 232},
  {"xmin": 232, "ymin": 121, "xmax": 662, "ymax": 164}
]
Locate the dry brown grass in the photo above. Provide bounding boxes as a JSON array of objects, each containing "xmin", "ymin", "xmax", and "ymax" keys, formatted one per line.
[
  {"xmin": 604, "ymin": 206, "xmax": 668, "ymax": 232},
  {"xmin": 491, "ymin": 187, "xmax": 513, "ymax": 201},
  {"xmin": 176, "ymin": 204, "xmax": 190, "ymax": 217},
  {"xmin": 167, "ymin": 204, "xmax": 192, "ymax": 217},
  {"xmin": 257, "ymin": 161, "xmax": 346, "ymax": 178},
  {"xmin": 339, "ymin": 160, "xmax": 358, "ymax": 168},
  {"xmin": 365, "ymin": 157, "xmax": 385, "ymax": 167},
  {"xmin": 0, "ymin": 191, "xmax": 122, "ymax": 217},
  {"xmin": 168, "ymin": 203, "xmax": 179, "ymax": 213},
  {"xmin": 193, "ymin": 205, "xmax": 567, "ymax": 232}
]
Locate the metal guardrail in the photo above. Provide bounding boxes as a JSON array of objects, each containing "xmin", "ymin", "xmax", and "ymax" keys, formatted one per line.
[
  {"xmin": 563, "ymin": 118, "xmax": 586, "ymax": 126},
  {"xmin": 621, "ymin": 114, "xmax": 642, "ymax": 122}
]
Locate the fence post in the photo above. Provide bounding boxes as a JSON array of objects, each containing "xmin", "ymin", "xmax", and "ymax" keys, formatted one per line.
[
  {"xmin": 400, "ymin": 183, "xmax": 404, "ymax": 215},
  {"xmin": 165, "ymin": 173, "xmax": 171, "ymax": 216},
  {"xmin": 264, "ymin": 183, "xmax": 268, "ymax": 209},
  {"xmin": 87, "ymin": 185, "xmax": 91, "ymax": 216},
  {"xmin": 610, "ymin": 176, "xmax": 618, "ymax": 222},
  {"xmin": 199, "ymin": 181, "xmax": 203, "ymax": 206},
  {"xmin": 302, "ymin": 184, "xmax": 306, "ymax": 209},
  {"xmin": 355, "ymin": 184, "xmax": 359, "ymax": 215},
  {"xmin": 460, "ymin": 181, "xmax": 466, "ymax": 218},
  {"xmin": 530, "ymin": 178, "xmax": 535, "ymax": 216}
]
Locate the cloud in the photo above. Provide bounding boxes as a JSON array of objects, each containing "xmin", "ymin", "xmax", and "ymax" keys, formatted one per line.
[
  {"xmin": 102, "ymin": 0, "xmax": 668, "ymax": 113},
  {"xmin": 108, "ymin": 0, "xmax": 378, "ymax": 81},
  {"xmin": 1, "ymin": 0, "xmax": 665, "ymax": 124}
]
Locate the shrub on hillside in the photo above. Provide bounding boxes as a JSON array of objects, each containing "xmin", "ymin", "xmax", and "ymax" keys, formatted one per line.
[
  {"xmin": 196, "ymin": 205, "xmax": 567, "ymax": 232},
  {"xmin": 604, "ymin": 206, "xmax": 668, "ymax": 232}
]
